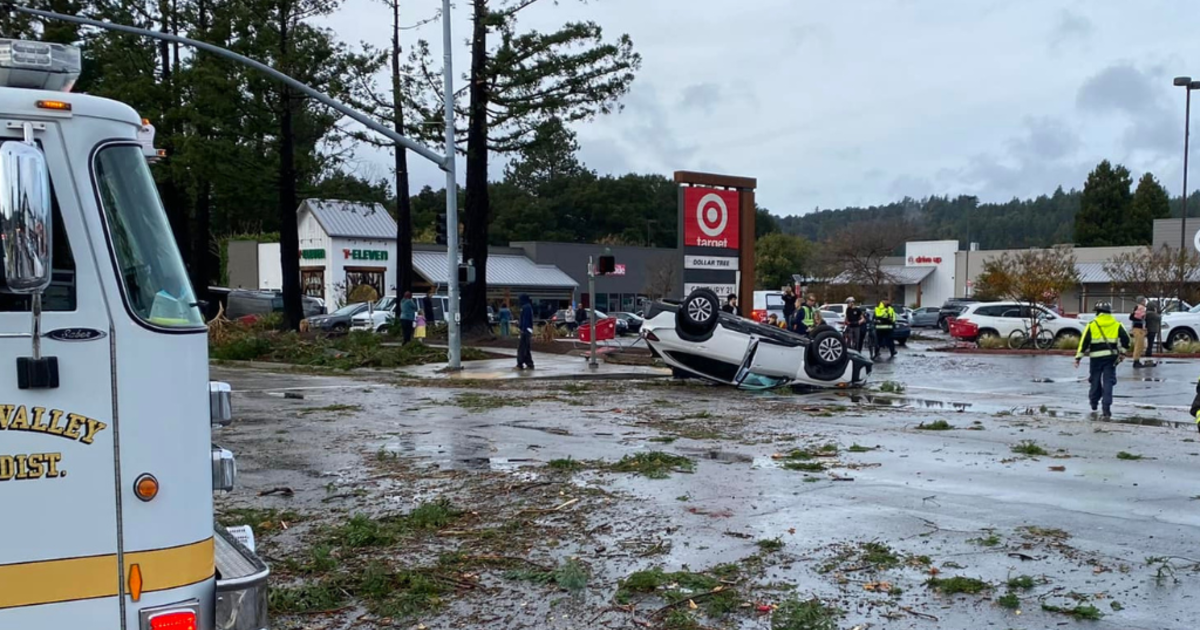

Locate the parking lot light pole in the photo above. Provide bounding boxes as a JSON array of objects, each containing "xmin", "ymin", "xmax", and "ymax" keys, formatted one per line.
[
  {"xmin": 588, "ymin": 257, "xmax": 598, "ymax": 369},
  {"xmin": 1175, "ymin": 76, "xmax": 1200, "ymax": 307}
]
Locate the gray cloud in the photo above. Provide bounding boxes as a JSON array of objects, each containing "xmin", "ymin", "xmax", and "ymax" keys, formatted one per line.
[
  {"xmin": 1008, "ymin": 116, "xmax": 1080, "ymax": 161},
  {"xmin": 1049, "ymin": 10, "xmax": 1093, "ymax": 50},
  {"xmin": 678, "ymin": 82, "xmax": 723, "ymax": 114},
  {"xmin": 1076, "ymin": 64, "xmax": 1159, "ymax": 116}
]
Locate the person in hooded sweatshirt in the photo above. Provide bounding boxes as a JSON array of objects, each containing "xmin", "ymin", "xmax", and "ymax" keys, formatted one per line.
[{"xmin": 517, "ymin": 294, "xmax": 535, "ymax": 370}]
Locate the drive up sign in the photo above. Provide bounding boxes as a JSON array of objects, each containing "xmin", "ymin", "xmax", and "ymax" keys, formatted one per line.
[{"xmin": 683, "ymin": 188, "xmax": 740, "ymax": 249}]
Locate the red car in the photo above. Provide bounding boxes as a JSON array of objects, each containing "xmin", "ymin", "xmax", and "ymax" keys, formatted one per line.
[{"xmin": 948, "ymin": 316, "xmax": 979, "ymax": 342}]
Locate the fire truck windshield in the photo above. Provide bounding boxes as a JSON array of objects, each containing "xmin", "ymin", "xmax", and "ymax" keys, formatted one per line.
[{"xmin": 94, "ymin": 143, "xmax": 203, "ymax": 329}]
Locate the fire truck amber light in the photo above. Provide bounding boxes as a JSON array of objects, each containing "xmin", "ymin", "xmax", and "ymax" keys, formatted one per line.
[
  {"xmin": 134, "ymin": 473, "xmax": 159, "ymax": 501},
  {"xmin": 149, "ymin": 611, "xmax": 197, "ymax": 630},
  {"xmin": 35, "ymin": 99, "xmax": 71, "ymax": 111}
]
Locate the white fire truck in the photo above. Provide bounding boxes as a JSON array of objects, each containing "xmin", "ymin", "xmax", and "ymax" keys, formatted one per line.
[{"xmin": 0, "ymin": 39, "xmax": 267, "ymax": 630}]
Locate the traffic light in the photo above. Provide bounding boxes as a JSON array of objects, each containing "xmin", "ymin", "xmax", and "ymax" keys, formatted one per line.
[
  {"xmin": 597, "ymin": 253, "xmax": 615, "ymax": 275},
  {"xmin": 436, "ymin": 213, "xmax": 448, "ymax": 246}
]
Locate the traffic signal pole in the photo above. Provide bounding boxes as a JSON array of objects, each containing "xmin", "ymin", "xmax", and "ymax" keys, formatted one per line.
[
  {"xmin": 10, "ymin": 1, "xmax": 464, "ymax": 369},
  {"xmin": 441, "ymin": 0, "xmax": 461, "ymax": 370}
]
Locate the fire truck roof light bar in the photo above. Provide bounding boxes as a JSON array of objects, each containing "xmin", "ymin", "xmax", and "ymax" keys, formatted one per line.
[
  {"xmin": 0, "ymin": 38, "xmax": 80, "ymax": 92},
  {"xmin": 4, "ymin": 4, "xmax": 449, "ymax": 171}
]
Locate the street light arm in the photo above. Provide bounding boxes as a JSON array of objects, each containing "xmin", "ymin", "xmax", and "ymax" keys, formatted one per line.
[{"xmin": 5, "ymin": 3, "xmax": 451, "ymax": 170}]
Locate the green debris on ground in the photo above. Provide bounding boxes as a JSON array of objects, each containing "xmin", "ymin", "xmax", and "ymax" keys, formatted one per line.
[
  {"xmin": 299, "ymin": 404, "xmax": 362, "ymax": 415},
  {"xmin": 332, "ymin": 500, "xmax": 461, "ymax": 548},
  {"xmin": 771, "ymin": 597, "xmax": 840, "ymax": 630},
  {"xmin": 1006, "ymin": 575, "xmax": 1036, "ymax": 590},
  {"xmin": 1116, "ymin": 451, "xmax": 1144, "ymax": 460},
  {"xmin": 879, "ymin": 381, "xmax": 906, "ymax": 394},
  {"xmin": 1019, "ymin": 526, "xmax": 1070, "ymax": 541},
  {"xmin": 756, "ymin": 537, "xmax": 785, "ymax": 553},
  {"xmin": 925, "ymin": 576, "xmax": 991, "ymax": 595},
  {"xmin": 268, "ymin": 577, "xmax": 345, "ymax": 614},
  {"xmin": 217, "ymin": 507, "xmax": 301, "ymax": 533},
  {"xmin": 916, "ymin": 419, "xmax": 955, "ymax": 430},
  {"xmin": 614, "ymin": 567, "xmax": 739, "ymax": 616},
  {"xmin": 210, "ymin": 321, "xmax": 487, "ymax": 369},
  {"xmin": 503, "ymin": 558, "xmax": 589, "ymax": 593},
  {"xmin": 610, "ymin": 452, "xmax": 695, "ymax": 479},
  {"xmin": 847, "ymin": 444, "xmax": 877, "ymax": 452},
  {"xmin": 968, "ymin": 531, "xmax": 1002, "ymax": 547},
  {"xmin": 454, "ymin": 392, "xmax": 529, "ymax": 412},
  {"xmin": 1011, "ymin": 440, "xmax": 1049, "ymax": 456},
  {"xmin": 997, "ymin": 591, "xmax": 1021, "ymax": 609},
  {"xmin": 1041, "ymin": 602, "xmax": 1104, "ymax": 620},
  {"xmin": 547, "ymin": 457, "xmax": 586, "ymax": 472}
]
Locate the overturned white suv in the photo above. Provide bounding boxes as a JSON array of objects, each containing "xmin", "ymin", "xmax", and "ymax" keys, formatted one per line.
[{"xmin": 642, "ymin": 289, "xmax": 872, "ymax": 390}]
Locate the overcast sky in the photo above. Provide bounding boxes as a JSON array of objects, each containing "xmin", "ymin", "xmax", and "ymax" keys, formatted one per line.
[{"xmin": 320, "ymin": 0, "xmax": 1200, "ymax": 216}]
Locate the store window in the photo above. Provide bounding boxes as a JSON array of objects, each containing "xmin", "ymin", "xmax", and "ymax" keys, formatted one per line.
[
  {"xmin": 344, "ymin": 268, "xmax": 385, "ymax": 301},
  {"xmin": 301, "ymin": 269, "xmax": 325, "ymax": 298}
]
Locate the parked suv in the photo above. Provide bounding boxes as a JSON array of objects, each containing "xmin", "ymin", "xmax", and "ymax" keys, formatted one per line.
[{"xmin": 949, "ymin": 301, "xmax": 1082, "ymax": 343}]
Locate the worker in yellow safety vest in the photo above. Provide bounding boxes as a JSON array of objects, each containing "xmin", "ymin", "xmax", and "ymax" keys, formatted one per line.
[
  {"xmin": 874, "ymin": 297, "xmax": 897, "ymax": 360},
  {"xmin": 1074, "ymin": 301, "xmax": 1130, "ymax": 419}
]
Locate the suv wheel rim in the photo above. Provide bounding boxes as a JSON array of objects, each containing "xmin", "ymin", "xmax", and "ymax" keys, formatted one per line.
[
  {"xmin": 688, "ymin": 299, "xmax": 712, "ymax": 323},
  {"xmin": 818, "ymin": 337, "xmax": 842, "ymax": 362}
]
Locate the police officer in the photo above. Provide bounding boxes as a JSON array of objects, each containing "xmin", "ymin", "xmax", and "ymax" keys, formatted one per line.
[
  {"xmin": 874, "ymin": 297, "xmax": 897, "ymax": 359},
  {"xmin": 1074, "ymin": 301, "xmax": 1130, "ymax": 419}
]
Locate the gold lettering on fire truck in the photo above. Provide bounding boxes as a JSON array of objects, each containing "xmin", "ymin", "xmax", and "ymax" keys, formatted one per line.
[
  {"xmin": 0, "ymin": 405, "xmax": 107, "ymax": 444},
  {"xmin": 0, "ymin": 406, "xmax": 106, "ymax": 482}
]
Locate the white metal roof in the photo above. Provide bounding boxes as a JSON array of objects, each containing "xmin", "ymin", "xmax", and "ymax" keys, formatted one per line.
[
  {"xmin": 300, "ymin": 199, "xmax": 396, "ymax": 239},
  {"xmin": 1074, "ymin": 262, "xmax": 1109, "ymax": 284},
  {"xmin": 412, "ymin": 251, "xmax": 578, "ymax": 288},
  {"xmin": 828, "ymin": 265, "xmax": 935, "ymax": 286}
]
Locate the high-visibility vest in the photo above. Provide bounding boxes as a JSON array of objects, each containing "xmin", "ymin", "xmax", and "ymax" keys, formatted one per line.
[
  {"xmin": 1077, "ymin": 316, "xmax": 1124, "ymax": 359},
  {"xmin": 801, "ymin": 305, "xmax": 815, "ymax": 327},
  {"xmin": 874, "ymin": 305, "xmax": 896, "ymax": 330}
]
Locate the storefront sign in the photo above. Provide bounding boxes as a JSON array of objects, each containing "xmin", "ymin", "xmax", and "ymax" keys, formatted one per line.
[
  {"xmin": 684, "ymin": 283, "xmax": 737, "ymax": 297},
  {"xmin": 685, "ymin": 255, "xmax": 739, "ymax": 271},
  {"xmin": 907, "ymin": 255, "xmax": 942, "ymax": 265},
  {"xmin": 299, "ymin": 248, "xmax": 325, "ymax": 260},
  {"xmin": 611, "ymin": 264, "xmax": 626, "ymax": 276},
  {"xmin": 343, "ymin": 249, "xmax": 388, "ymax": 261},
  {"xmin": 683, "ymin": 188, "xmax": 740, "ymax": 249}
]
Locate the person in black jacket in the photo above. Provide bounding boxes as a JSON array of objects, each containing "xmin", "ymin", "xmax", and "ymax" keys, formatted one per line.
[
  {"xmin": 516, "ymin": 294, "xmax": 535, "ymax": 370},
  {"xmin": 782, "ymin": 286, "xmax": 796, "ymax": 326},
  {"xmin": 844, "ymin": 297, "xmax": 865, "ymax": 351}
]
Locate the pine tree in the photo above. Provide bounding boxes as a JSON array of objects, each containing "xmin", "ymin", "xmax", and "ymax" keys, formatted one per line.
[
  {"xmin": 1127, "ymin": 172, "xmax": 1170, "ymax": 245},
  {"xmin": 405, "ymin": 0, "xmax": 640, "ymax": 335},
  {"xmin": 1076, "ymin": 160, "xmax": 1133, "ymax": 247}
]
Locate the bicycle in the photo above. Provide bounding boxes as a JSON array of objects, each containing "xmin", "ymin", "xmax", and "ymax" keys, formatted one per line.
[{"xmin": 1008, "ymin": 316, "xmax": 1055, "ymax": 350}]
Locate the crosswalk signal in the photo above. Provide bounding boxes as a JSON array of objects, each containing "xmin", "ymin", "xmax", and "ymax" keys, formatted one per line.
[
  {"xmin": 436, "ymin": 213, "xmax": 448, "ymax": 246},
  {"xmin": 458, "ymin": 262, "xmax": 475, "ymax": 284}
]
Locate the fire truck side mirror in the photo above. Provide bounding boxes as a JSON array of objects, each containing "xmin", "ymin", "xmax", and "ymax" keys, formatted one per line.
[{"xmin": 0, "ymin": 141, "xmax": 53, "ymax": 294}]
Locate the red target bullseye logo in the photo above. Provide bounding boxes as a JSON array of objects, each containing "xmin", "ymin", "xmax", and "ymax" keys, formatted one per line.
[
  {"xmin": 697, "ymin": 193, "xmax": 728, "ymax": 237},
  {"xmin": 683, "ymin": 188, "xmax": 739, "ymax": 249}
]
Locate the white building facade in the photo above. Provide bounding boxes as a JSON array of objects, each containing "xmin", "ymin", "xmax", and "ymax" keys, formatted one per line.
[{"xmin": 294, "ymin": 200, "xmax": 398, "ymax": 307}]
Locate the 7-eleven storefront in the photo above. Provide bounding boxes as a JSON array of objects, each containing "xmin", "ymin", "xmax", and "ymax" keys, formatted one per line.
[{"xmin": 295, "ymin": 200, "xmax": 398, "ymax": 306}]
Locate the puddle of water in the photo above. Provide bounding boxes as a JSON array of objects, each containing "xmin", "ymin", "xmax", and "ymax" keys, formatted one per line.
[
  {"xmin": 676, "ymin": 448, "xmax": 753, "ymax": 464},
  {"xmin": 849, "ymin": 394, "xmax": 972, "ymax": 412},
  {"xmin": 456, "ymin": 457, "xmax": 538, "ymax": 471}
]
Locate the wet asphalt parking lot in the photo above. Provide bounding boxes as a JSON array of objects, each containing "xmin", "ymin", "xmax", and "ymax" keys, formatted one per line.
[{"xmin": 213, "ymin": 341, "xmax": 1200, "ymax": 629}]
